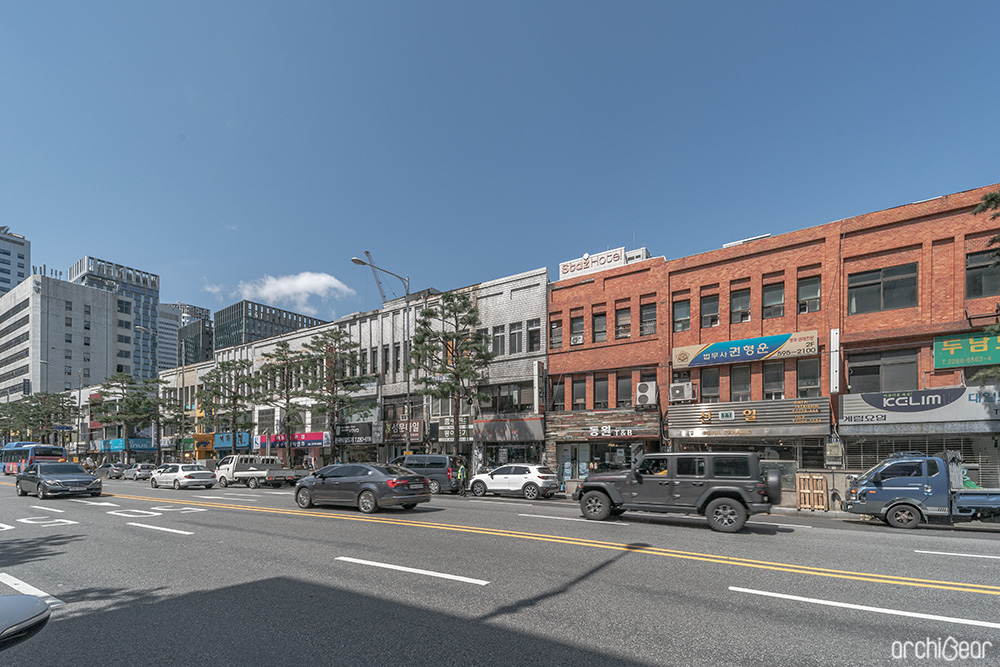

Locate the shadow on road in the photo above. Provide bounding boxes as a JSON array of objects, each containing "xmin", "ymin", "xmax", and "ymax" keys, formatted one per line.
[{"xmin": 0, "ymin": 534, "xmax": 86, "ymax": 568}]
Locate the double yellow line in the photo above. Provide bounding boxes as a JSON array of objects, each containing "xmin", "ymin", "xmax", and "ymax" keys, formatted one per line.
[{"xmin": 105, "ymin": 491, "xmax": 1000, "ymax": 597}]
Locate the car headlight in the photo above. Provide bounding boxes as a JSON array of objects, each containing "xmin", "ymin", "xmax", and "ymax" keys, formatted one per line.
[
  {"xmin": 43, "ymin": 480, "xmax": 63, "ymax": 486},
  {"xmin": 89, "ymin": 479, "xmax": 102, "ymax": 487}
]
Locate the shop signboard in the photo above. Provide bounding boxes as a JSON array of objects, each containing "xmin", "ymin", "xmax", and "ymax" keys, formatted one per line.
[
  {"xmin": 439, "ymin": 416, "xmax": 472, "ymax": 442},
  {"xmin": 259, "ymin": 431, "xmax": 327, "ymax": 448},
  {"xmin": 334, "ymin": 422, "xmax": 373, "ymax": 444},
  {"xmin": 473, "ymin": 417, "xmax": 544, "ymax": 442},
  {"xmin": 672, "ymin": 331, "xmax": 818, "ymax": 369},
  {"xmin": 102, "ymin": 438, "xmax": 156, "ymax": 452},
  {"xmin": 933, "ymin": 333, "xmax": 1000, "ymax": 369},
  {"xmin": 840, "ymin": 386, "xmax": 1000, "ymax": 425},
  {"xmin": 384, "ymin": 420, "xmax": 423, "ymax": 443},
  {"xmin": 558, "ymin": 247, "xmax": 626, "ymax": 278},
  {"xmin": 668, "ymin": 397, "xmax": 830, "ymax": 438}
]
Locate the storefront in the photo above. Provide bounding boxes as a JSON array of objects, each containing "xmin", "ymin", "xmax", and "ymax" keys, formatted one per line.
[
  {"xmin": 258, "ymin": 431, "xmax": 329, "ymax": 468},
  {"xmin": 473, "ymin": 416, "xmax": 545, "ymax": 472},
  {"xmin": 334, "ymin": 422, "xmax": 377, "ymax": 464},
  {"xmin": 545, "ymin": 409, "xmax": 661, "ymax": 484},
  {"xmin": 839, "ymin": 386, "xmax": 1000, "ymax": 486},
  {"xmin": 100, "ymin": 438, "xmax": 156, "ymax": 463},
  {"xmin": 668, "ymin": 397, "xmax": 831, "ymax": 489},
  {"xmin": 384, "ymin": 419, "xmax": 423, "ymax": 462},
  {"xmin": 430, "ymin": 416, "xmax": 473, "ymax": 463},
  {"xmin": 212, "ymin": 432, "xmax": 252, "ymax": 458}
]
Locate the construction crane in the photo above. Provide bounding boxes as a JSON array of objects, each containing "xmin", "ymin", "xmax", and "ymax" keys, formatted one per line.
[{"xmin": 364, "ymin": 250, "xmax": 392, "ymax": 303}]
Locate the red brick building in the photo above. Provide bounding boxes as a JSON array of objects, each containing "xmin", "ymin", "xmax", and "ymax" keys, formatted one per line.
[{"xmin": 547, "ymin": 183, "xmax": 1000, "ymax": 486}]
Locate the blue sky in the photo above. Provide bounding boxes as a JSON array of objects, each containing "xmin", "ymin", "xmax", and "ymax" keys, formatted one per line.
[{"xmin": 4, "ymin": 1, "xmax": 999, "ymax": 319}]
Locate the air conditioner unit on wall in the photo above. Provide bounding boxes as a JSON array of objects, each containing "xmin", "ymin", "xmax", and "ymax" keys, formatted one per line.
[
  {"xmin": 635, "ymin": 381, "xmax": 658, "ymax": 408},
  {"xmin": 569, "ymin": 335, "xmax": 584, "ymax": 345},
  {"xmin": 669, "ymin": 382, "xmax": 696, "ymax": 402}
]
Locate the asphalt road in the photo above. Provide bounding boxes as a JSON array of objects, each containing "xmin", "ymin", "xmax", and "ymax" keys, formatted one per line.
[{"xmin": 2, "ymin": 477, "xmax": 999, "ymax": 666}]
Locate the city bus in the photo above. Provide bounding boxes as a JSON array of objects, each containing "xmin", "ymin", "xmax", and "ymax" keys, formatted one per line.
[{"xmin": 1, "ymin": 442, "xmax": 67, "ymax": 475}]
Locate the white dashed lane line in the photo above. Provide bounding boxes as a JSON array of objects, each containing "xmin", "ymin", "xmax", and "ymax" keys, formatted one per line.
[{"xmin": 0, "ymin": 573, "xmax": 66, "ymax": 607}]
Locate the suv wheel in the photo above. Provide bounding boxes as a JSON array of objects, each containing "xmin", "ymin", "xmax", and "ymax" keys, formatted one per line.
[
  {"xmin": 885, "ymin": 504, "xmax": 921, "ymax": 529},
  {"xmin": 522, "ymin": 483, "xmax": 539, "ymax": 500},
  {"xmin": 471, "ymin": 481, "xmax": 487, "ymax": 497},
  {"xmin": 705, "ymin": 498, "xmax": 747, "ymax": 533},
  {"xmin": 580, "ymin": 491, "xmax": 612, "ymax": 521}
]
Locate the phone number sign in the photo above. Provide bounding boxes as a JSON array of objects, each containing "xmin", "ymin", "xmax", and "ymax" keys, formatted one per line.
[{"xmin": 934, "ymin": 334, "xmax": 1000, "ymax": 368}]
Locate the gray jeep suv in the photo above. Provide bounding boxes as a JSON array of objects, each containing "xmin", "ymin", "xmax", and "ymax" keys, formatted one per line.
[{"xmin": 572, "ymin": 452, "xmax": 780, "ymax": 532}]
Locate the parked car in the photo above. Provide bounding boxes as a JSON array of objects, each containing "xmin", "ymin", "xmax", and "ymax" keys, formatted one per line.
[
  {"xmin": 15, "ymin": 462, "xmax": 103, "ymax": 499},
  {"xmin": 150, "ymin": 464, "xmax": 216, "ymax": 489},
  {"xmin": 95, "ymin": 463, "xmax": 125, "ymax": 478},
  {"xmin": 389, "ymin": 454, "xmax": 466, "ymax": 494},
  {"xmin": 122, "ymin": 463, "xmax": 156, "ymax": 480},
  {"xmin": 295, "ymin": 463, "xmax": 431, "ymax": 513},
  {"xmin": 468, "ymin": 464, "xmax": 559, "ymax": 500},
  {"xmin": 0, "ymin": 595, "xmax": 51, "ymax": 652}
]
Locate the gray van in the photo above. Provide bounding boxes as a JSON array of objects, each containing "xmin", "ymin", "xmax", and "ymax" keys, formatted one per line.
[{"xmin": 390, "ymin": 454, "xmax": 466, "ymax": 494}]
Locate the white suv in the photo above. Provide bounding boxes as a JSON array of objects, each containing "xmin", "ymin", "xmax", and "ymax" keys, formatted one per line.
[{"xmin": 469, "ymin": 464, "xmax": 559, "ymax": 500}]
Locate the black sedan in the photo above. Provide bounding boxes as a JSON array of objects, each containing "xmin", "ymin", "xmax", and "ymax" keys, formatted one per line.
[
  {"xmin": 15, "ymin": 463, "xmax": 103, "ymax": 499},
  {"xmin": 294, "ymin": 463, "xmax": 430, "ymax": 513}
]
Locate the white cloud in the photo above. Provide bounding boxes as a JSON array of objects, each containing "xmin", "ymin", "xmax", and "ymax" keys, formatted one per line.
[
  {"xmin": 202, "ymin": 282, "xmax": 224, "ymax": 301},
  {"xmin": 236, "ymin": 272, "xmax": 355, "ymax": 316}
]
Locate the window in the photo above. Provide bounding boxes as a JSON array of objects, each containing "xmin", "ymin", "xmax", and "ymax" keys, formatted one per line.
[
  {"xmin": 117, "ymin": 350, "xmax": 131, "ymax": 358},
  {"xmin": 116, "ymin": 365, "xmax": 130, "ymax": 374},
  {"xmin": 65, "ymin": 317, "xmax": 72, "ymax": 327},
  {"xmin": 527, "ymin": 319, "xmax": 542, "ymax": 352},
  {"xmin": 65, "ymin": 349, "xmax": 72, "ymax": 360},
  {"xmin": 572, "ymin": 378, "xmax": 586, "ymax": 410},
  {"xmin": 594, "ymin": 375, "xmax": 609, "ymax": 409},
  {"xmin": 569, "ymin": 317, "xmax": 583, "ymax": 345},
  {"xmin": 714, "ymin": 457, "xmax": 751, "ymax": 478},
  {"xmin": 492, "ymin": 326, "xmax": 505, "ymax": 355},
  {"xmin": 65, "ymin": 365, "xmax": 72, "ymax": 376},
  {"xmin": 65, "ymin": 333, "xmax": 72, "ymax": 344},
  {"xmin": 700, "ymin": 368, "xmax": 720, "ymax": 403},
  {"xmin": 848, "ymin": 263, "xmax": 917, "ymax": 314},
  {"xmin": 117, "ymin": 300, "xmax": 131, "ymax": 315},
  {"xmin": 83, "ymin": 368, "xmax": 90, "ymax": 378},
  {"xmin": 966, "ymin": 250, "xmax": 1000, "ymax": 299},
  {"xmin": 84, "ymin": 304, "xmax": 91, "ymax": 315},
  {"xmin": 497, "ymin": 384, "xmax": 521, "ymax": 413},
  {"xmin": 359, "ymin": 349, "xmax": 367, "ymax": 374},
  {"xmin": 592, "ymin": 313, "xmax": 606, "ymax": 343},
  {"xmin": 847, "ymin": 349, "xmax": 918, "ymax": 393},
  {"xmin": 65, "ymin": 300, "xmax": 73, "ymax": 311},
  {"xmin": 84, "ymin": 321, "xmax": 91, "ymax": 330},
  {"xmin": 676, "ymin": 457, "xmax": 705, "ymax": 476},
  {"xmin": 84, "ymin": 336, "xmax": 91, "ymax": 346},
  {"xmin": 640, "ymin": 303, "xmax": 656, "ymax": 335},
  {"xmin": 393, "ymin": 343, "xmax": 401, "ymax": 373},
  {"xmin": 83, "ymin": 352, "xmax": 90, "ymax": 363},
  {"xmin": 117, "ymin": 335, "xmax": 131, "ymax": 344},
  {"xmin": 762, "ymin": 284, "xmax": 784, "ymax": 319},
  {"xmin": 370, "ymin": 347, "xmax": 378, "ymax": 373},
  {"xmin": 797, "ymin": 358, "xmax": 821, "ymax": 397},
  {"xmin": 731, "ymin": 365, "xmax": 751, "ymax": 401},
  {"xmin": 615, "ymin": 308, "xmax": 630, "ymax": 339},
  {"xmin": 730, "ymin": 289, "xmax": 751, "ymax": 324},
  {"xmin": 798, "ymin": 276, "xmax": 821, "ymax": 313},
  {"xmin": 763, "ymin": 361, "xmax": 784, "ymax": 400},
  {"xmin": 616, "ymin": 373, "xmax": 632, "ymax": 407},
  {"xmin": 509, "ymin": 322, "xmax": 522, "ymax": 354},
  {"xmin": 549, "ymin": 319, "xmax": 562, "ymax": 349},
  {"xmin": 880, "ymin": 461, "xmax": 923, "ymax": 481},
  {"xmin": 672, "ymin": 300, "xmax": 690, "ymax": 332},
  {"xmin": 550, "ymin": 377, "xmax": 565, "ymax": 411},
  {"xmin": 383, "ymin": 346, "xmax": 390, "ymax": 375},
  {"xmin": 118, "ymin": 319, "xmax": 130, "ymax": 329},
  {"xmin": 701, "ymin": 295, "xmax": 719, "ymax": 328}
]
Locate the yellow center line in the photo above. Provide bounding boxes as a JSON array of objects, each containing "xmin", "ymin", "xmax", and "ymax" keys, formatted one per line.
[{"xmin": 98, "ymin": 490, "xmax": 1000, "ymax": 597}]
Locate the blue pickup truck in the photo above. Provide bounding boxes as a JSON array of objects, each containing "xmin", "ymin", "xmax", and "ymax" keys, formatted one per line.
[{"xmin": 842, "ymin": 451, "xmax": 1000, "ymax": 529}]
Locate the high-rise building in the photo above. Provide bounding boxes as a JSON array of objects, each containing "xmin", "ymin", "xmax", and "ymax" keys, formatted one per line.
[
  {"xmin": 69, "ymin": 257, "xmax": 160, "ymax": 380},
  {"xmin": 213, "ymin": 300, "xmax": 326, "ymax": 350},
  {"xmin": 0, "ymin": 274, "xmax": 131, "ymax": 402},
  {"xmin": 0, "ymin": 227, "xmax": 30, "ymax": 296},
  {"xmin": 177, "ymin": 318, "xmax": 214, "ymax": 364},
  {"xmin": 163, "ymin": 302, "xmax": 212, "ymax": 327},
  {"xmin": 156, "ymin": 304, "xmax": 182, "ymax": 371}
]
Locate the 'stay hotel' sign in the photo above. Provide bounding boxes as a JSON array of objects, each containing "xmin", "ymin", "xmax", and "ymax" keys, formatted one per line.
[{"xmin": 559, "ymin": 248, "xmax": 626, "ymax": 277}]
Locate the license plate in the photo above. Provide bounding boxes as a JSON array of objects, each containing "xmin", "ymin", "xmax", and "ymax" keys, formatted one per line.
[{"xmin": 410, "ymin": 484, "xmax": 423, "ymax": 489}]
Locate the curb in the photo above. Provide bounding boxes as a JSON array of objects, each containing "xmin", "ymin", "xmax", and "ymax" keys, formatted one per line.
[{"xmin": 771, "ymin": 505, "xmax": 854, "ymax": 520}]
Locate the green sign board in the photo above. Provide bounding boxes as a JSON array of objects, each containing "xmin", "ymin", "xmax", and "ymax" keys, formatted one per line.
[{"xmin": 933, "ymin": 333, "xmax": 1000, "ymax": 369}]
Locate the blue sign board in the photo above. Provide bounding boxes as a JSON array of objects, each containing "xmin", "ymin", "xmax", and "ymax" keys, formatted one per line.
[
  {"xmin": 214, "ymin": 432, "xmax": 252, "ymax": 448},
  {"xmin": 672, "ymin": 331, "xmax": 818, "ymax": 368},
  {"xmin": 102, "ymin": 438, "xmax": 155, "ymax": 452}
]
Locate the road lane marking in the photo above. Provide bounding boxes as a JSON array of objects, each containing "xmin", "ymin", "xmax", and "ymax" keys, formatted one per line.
[
  {"xmin": 127, "ymin": 523, "xmax": 194, "ymax": 535},
  {"xmin": 101, "ymin": 491, "xmax": 1000, "ymax": 597},
  {"xmin": 731, "ymin": 586, "xmax": 1000, "ymax": 629},
  {"xmin": 192, "ymin": 495, "xmax": 258, "ymax": 502},
  {"xmin": 30, "ymin": 505, "xmax": 64, "ymax": 513},
  {"xmin": 222, "ymin": 493, "xmax": 261, "ymax": 498},
  {"xmin": 68, "ymin": 499, "xmax": 119, "ymax": 506},
  {"xmin": 469, "ymin": 499, "xmax": 533, "ymax": 506},
  {"xmin": 915, "ymin": 550, "xmax": 1000, "ymax": 560},
  {"xmin": 335, "ymin": 557, "xmax": 489, "ymax": 585},
  {"xmin": 0, "ymin": 573, "xmax": 65, "ymax": 607},
  {"xmin": 519, "ymin": 513, "xmax": 628, "ymax": 526}
]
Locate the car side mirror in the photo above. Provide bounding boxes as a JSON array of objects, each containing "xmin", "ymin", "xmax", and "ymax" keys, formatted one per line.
[
  {"xmin": 0, "ymin": 595, "xmax": 51, "ymax": 652},
  {"xmin": 870, "ymin": 474, "xmax": 881, "ymax": 484},
  {"xmin": 845, "ymin": 474, "xmax": 857, "ymax": 484}
]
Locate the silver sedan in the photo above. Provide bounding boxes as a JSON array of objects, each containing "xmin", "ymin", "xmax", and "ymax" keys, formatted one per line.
[{"xmin": 150, "ymin": 464, "xmax": 216, "ymax": 490}]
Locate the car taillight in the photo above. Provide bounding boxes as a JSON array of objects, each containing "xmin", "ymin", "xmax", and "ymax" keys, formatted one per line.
[
  {"xmin": 446, "ymin": 467, "xmax": 453, "ymax": 480},
  {"xmin": 756, "ymin": 483, "xmax": 766, "ymax": 495},
  {"xmin": 184, "ymin": 474, "xmax": 195, "ymax": 479},
  {"xmin": 386, "ymin": 478, "xmax": 408, "ymax": 488},
  {"xmin": 538, "ymin": 475, "xmax": 554, "ymax": 479}
]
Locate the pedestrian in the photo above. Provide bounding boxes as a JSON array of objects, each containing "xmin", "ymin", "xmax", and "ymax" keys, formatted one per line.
[{"xmin": 457, "ymin": 461, "xmax": 468, "ymax": 496}]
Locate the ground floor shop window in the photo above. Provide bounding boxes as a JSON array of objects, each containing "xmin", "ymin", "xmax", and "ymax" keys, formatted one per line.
[
  {"xmin": 556, "ymin": 442, "xmax": 648, "ymax": 480},
  {"xmin": 480, "ymin": 443, "xmax": 541, "ymax": 471}
]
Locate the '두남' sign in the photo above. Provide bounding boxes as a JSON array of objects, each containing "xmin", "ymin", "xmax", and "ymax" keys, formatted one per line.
[
  {"xmin": 672, "ymin": 331, "xmax": 818, "ymax": 369},
  {"xmin": 934, "ymin": 333, "xmax": 1000, "ymax": 369}
]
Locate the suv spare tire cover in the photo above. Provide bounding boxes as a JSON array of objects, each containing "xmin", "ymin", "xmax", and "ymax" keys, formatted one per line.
[{"xmin": 764, "ymin": 468, "xmax": 782, "ymax": 504}]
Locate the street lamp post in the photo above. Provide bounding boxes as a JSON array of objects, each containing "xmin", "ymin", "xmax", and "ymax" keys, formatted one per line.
[{"xmin": 351, "ymin": 255, "xmax": 411, "ymax": 460}]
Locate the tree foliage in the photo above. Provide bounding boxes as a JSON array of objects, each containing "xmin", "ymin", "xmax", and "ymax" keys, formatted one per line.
[
  {"xmin": 408, "ymin": 290, "xmax": 494, "ymax": 453},
  {"xmin": 1, "ymin": 393, "xmax": 79, "ymax": 444},
  {"xmin": 301, "ymin": 327, "xmax": 368, "ymax": 459},
  {"xmin": 197, "ymin": 360, "xmax": 257, "ymax": 457},
  {"xmin": 89, "ymin": 373, "xmax": 157, "ymax": 460},
  {"xmin": 256, "ymin": 341, "xmax": 313, "ymax": 465}
]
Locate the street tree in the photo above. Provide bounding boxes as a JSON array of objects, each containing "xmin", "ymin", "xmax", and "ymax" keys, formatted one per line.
[
  {"xmin": 257, "ymin": 341, "xmax": 313, "ymax": 466},
  {"xmin": 196, "ymin": 359, "xmax": 257, "ymax": 458},
  {"xmin": 302, "ymin": 327, "xmax": 368, "ymax": 462},
  {"xmin": 89, "ymin": 373, "xmax": 155, "ymax": 462},
  {"xmin": 5, "ymin": 393, "xmax": 78, "ymax": 444},
  {"xmin": 408, "ymin": 290, "xmax": 494, "ymax": 457},
  {"xmin": 970, "ymin": 190, "xmax": 1000, "ymax": 384},
  {"xmin": 141, "ymin": 377, "xmax": 184, "ymax": 464}
]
